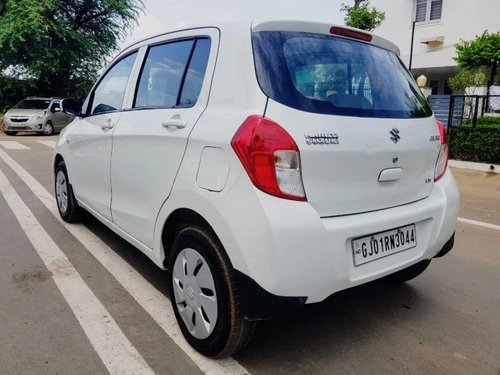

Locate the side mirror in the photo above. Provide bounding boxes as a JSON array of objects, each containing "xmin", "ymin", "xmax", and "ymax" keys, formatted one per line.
[
  {"xmin": 61, "ymin": 98, "xmax": 82, "ymax": 116},
  {"xmin": 52, "ymin": 105, "xmax": 61, "ymax": 113}
]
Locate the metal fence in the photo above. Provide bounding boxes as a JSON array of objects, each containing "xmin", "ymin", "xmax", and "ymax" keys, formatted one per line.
[
  {"xmin": 447, "ymin": 95, "xmax": 500, "ymax": 128},
  {"xmin": 426, "ymin": 94, "xmax": 499, "ymax": 163},
  {"xmin": 443, "ymin": 95, "xmax": 500, "ymax": 164}
]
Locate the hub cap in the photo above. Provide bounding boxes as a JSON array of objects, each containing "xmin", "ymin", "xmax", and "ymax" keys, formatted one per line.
[
  {"xmin": 172, "ymin": 248, "xmax": 218, "ymax": 339},
  {"xmin": 44, "ymin": 123, "xmax": 53, "ymax": 135},
  {"xmin": 55, "ymin": 171, "xmax": 68, "ymax": 214}
]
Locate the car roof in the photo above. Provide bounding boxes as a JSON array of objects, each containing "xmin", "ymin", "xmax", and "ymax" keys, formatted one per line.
[{"xmin": 120, "ymin": 19, "xmax": 399, "ymax": 57}]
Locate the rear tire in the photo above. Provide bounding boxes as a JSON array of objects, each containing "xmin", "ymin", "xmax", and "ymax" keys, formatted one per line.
[
  {"xmin": 55, "ymin": 161, "xmax": 81, "ymax": 223},
  {"xmin": 168, "ymin": 226, "xmax": 256, "ymax": 358},
  {"xmin": 4, "ymin": 131, "xmax": 18, "ymax": 136},
  {"xmin": 385, "ymin": 260, "xmax": 431, "ymax": 284}
]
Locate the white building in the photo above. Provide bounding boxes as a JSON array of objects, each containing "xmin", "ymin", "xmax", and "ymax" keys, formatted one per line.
[{"xmin": 370, "ymin": 0, "xmax": 500, "ymax": 94}]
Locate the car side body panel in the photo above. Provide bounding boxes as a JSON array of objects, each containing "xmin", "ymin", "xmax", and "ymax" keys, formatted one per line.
[
  {"xmin": 111, "ymin": 29, "xmax": 220, "ymax": 248},
  {"xmin": 152, "ymin": 22, "xmax": 269, "ymax": 267}
]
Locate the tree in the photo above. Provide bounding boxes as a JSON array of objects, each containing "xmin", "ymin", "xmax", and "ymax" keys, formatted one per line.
[
  {"xmin": 0, "ymin": 74, "xmax": 36, "ymax": 113},
  {"xmin": 454, "ymin": 31, "xmax": 500, "ymax": 89},
  {"xmin": 448, "ymin": 68, "xmax": 488, "ymax": 94},
  {"xmin": 341, "ymin": 0, "xmax": 385, "ymax": 31},
  {"xmin": 0, "ymin": 0, "xmax": 143, "ymax": 98}
]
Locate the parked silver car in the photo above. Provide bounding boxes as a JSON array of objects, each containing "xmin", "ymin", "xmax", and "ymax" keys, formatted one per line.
[{"xmin": 2, "ymin": 97, "xmax": 75, "ymax": 136}]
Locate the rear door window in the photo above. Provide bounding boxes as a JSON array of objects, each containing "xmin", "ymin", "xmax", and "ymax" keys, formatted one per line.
[
  {"xmin": 134, "ymin": 38, "xmax": 211, "ymax": 109},
  {"xmin": 135, "ymin": 40, "xmax": 194, "ymax": 109},
  {"xmin": 253, "ymin": 31, "xmax": 432, "ymax": 119},
  {"xmin": 178, "ymin": 38, "xmax": 211, "ymax": 107}
]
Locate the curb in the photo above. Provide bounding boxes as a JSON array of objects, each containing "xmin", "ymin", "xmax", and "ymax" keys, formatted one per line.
[{"xmin": 449, "ymin": 160, "xmax": 498, "ymax": 173}]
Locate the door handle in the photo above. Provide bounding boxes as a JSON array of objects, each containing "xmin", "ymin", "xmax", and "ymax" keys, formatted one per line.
[
  {"xmin": 162, "ymin": 119, "xmax": 188, "ymax": 130},
  {"xmin": 101, "ymin": 120, "xmax": 114, "ymax": 131}
]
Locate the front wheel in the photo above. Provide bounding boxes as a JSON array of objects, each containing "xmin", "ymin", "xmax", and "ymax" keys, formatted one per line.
[
  {"xmin": 4, "ymin": 131, "xmax": 18, "ymax": 136},
  {"xmin": 43, "ymin": 122, "xmax": 54, "ymax": 136},
  {"xmin": 168, "ymin": 226, "xmax": 256, "ymax": 358},
  {"xmin": 55, "ymin": 161, "xmax": 81, "ymax": 222}
]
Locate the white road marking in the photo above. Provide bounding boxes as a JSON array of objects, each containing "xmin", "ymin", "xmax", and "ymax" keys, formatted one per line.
[
  {"xmin": 36, "ymin": 140, "xmax": 57, "ymax": 148},
  {"xmin": 458, "ymin": 217, "xmax": 500, "ymax": 231},
  {"xmin": 0, "ymin": 141, "xmax": 30, "ymax": 150},
  {"xmin": 0, "ymin": 168, "xmax": 155, "ymax": 375},
  {"xmin": 0, "ymin": 150, "xmax": 250, "ymax": 374}
]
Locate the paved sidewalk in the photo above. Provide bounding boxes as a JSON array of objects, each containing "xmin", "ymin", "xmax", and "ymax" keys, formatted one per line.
[{"xmin": 449, "ymin": 160, "xmax": 499, "ymax": 173}]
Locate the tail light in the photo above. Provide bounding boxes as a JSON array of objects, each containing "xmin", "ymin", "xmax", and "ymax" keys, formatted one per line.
[
  {"xmin": 434, "ymin": 120, "xmax": 448, "ymax": 182},
  {"xmin": 231, "ymin": 115, "xmax": 306, "ymax": 201}
]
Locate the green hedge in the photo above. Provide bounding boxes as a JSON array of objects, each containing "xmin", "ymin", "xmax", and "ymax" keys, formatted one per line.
[{"xmin": 449, "ymin": 117, "xmax": 500, "ymax": 164}]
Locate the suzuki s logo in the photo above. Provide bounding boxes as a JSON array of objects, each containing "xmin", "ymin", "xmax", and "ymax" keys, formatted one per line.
[{"xmin": 390, "ymin": 128, "xmax": 401, "ymax": 144}]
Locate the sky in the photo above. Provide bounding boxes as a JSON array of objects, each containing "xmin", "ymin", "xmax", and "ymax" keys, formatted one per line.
[{"xmin": 122, "ymin": 0, "xmax": 346, "ymax": 47}]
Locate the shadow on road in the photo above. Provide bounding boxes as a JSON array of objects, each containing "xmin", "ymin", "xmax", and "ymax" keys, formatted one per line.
[{"xmin": 236, "ymin": 281, "xmax": 426, "ymax": 367}]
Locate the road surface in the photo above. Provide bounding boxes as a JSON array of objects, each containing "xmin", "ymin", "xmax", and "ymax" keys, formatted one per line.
[{"xmin": 0, "ymin": 134, "xmax": 498, "ymax": 375}]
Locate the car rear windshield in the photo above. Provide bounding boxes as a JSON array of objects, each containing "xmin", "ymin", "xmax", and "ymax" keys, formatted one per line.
[
  {"xmin": 14, "ymin": 99, "xmax": 51, "ymax": 110},
  {"xmin": 252, "ymin": 31, "xmax": 432, "ymax": 119}
]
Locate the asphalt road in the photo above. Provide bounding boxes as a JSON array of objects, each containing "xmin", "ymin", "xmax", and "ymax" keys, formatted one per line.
[{"xmin": 0, "ymin": 134, "xmax": 499, "ymax": 375}]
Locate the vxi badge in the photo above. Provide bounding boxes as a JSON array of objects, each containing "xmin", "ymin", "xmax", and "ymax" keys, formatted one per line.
[
  {"xmin": 390, "ymin": 128, "xmax": 401, "ymax": 144},
  {"xmin": 305, "ymin": 133, "xmax": 339, "ymax": 145}
]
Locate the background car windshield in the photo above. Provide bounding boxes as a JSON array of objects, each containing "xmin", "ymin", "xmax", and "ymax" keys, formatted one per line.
[
  {"xmin": 252, "ymin": 31, "xmax": 432, "ymax": 118},
  {"xmin": 14, "ymin": 99, "xmax": 51, "ymax": 110}
]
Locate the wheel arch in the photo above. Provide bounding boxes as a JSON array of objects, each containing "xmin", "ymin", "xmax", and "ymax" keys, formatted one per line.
[
  {"xmin": 160, "ymin": 208, "xmax": 218, "ymax": 269},
  {"xmin": 160, "ymin": 208, "xmax": 307, "ymax": 323},
  {"xmin": 53, "ymin": 153, "xmax": 64, "ymax": 172}
]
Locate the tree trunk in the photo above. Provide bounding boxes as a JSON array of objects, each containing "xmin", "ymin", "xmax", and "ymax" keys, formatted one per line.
[
  {"xmin": 51, "ymin": 70, "xmax": 72, "ymax": 97},
  {"xmin": 490, "ymin": 63, "xmax": 498, "ymax": 89},
  {"xmin": 37, "ymin": 69, "xmax": 71, "ymax": 98},
  {"xmin": 44, "ymin": 29, "xmax": 72, "ymax": 98},
  {"xmin": 354, "ymin": 0, "xmax": 363, "ymax": 8}
]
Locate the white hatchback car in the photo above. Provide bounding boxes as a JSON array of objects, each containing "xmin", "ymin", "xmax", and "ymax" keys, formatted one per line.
[{"xmin": 54, "ymin": 20, "xmax": 459, "ymax": 357}]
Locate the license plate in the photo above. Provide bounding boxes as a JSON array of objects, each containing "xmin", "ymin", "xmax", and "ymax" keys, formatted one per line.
[{"xmin": 352, "ymin": 224, "xmax": 417, "ymax": 267}]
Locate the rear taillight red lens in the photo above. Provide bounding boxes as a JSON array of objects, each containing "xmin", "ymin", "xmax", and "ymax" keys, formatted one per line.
[
  {"xmin": 231, "ymin": 116, "xmax": 306, "ymax": 201},
  {"xmin": 434, "ymin": 120, "xmax": 448, "ymax": 182}
]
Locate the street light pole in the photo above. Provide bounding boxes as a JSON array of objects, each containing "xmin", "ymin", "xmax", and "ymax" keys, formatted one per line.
[{"xmin": 409, "ymin": 20, "xmax": 416, "ymax": 71}]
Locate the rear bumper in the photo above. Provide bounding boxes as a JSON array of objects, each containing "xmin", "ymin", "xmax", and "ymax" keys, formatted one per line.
[
  {"xmin": 219, "ymin": 168, "xmax": 460, "ymax": 306},
  {"xmin": 234, "ymin": 269, "xmax": 307, "ymax": 320},
  {"xmin": 434, "ymin": 232, "xmax": 455, "ymax": 258},
  {"xmin": 236, "ymin": 232, "xmax": 455, "ymax": 320}
]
